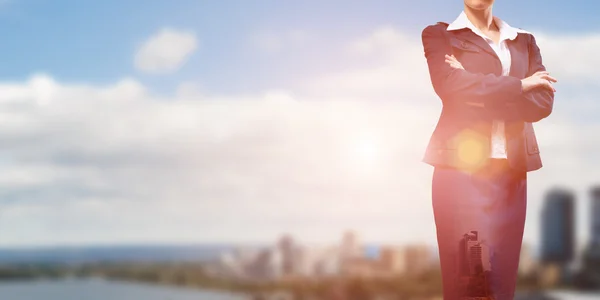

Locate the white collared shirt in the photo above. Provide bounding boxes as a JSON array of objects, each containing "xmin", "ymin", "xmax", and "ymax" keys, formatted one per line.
[{"xmin": 447, "ymin": 11, "xmax": 529, "ymax": 159}]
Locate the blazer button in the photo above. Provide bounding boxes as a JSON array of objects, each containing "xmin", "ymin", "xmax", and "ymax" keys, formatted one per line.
[{"xmin": 461, "ymin": 41, "xmax": 468, "ymax": 48}]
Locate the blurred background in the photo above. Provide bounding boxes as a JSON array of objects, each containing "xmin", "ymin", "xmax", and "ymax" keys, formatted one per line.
[{"xmin": 0, "ymin": 0, "xmax": 596, "ymax": 299}]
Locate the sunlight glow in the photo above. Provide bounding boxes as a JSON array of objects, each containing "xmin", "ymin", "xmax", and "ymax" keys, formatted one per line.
[
  {"xmin": 347, "ymin": 132, "xmax": 384, "ymax": 172},
  {"xmin": 453, "ymin": 129, "xmax": 488, "ymax": 171}
]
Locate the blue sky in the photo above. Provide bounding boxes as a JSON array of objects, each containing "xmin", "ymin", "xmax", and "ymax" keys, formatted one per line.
[
  {"xmin": 0, "ymin": 0, "xmax": 595, "ymax": 252},
  {"xmin": 0, "ymin": 0, "xmax": 596, "ymax": 93}
]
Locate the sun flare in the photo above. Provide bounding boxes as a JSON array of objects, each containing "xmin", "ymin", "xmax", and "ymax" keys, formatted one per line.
[
  {"xmin": 355, "ymin": 137, "xmax": 380, "ymax": 164},
  {"xmin": 347, "ymin": 132, "xmax": 385, "ymax": 172}
]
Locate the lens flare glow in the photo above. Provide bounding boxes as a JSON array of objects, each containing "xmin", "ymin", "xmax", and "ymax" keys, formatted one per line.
[{"xmin": 346, "ymin": 132, "xmax": 386, "ymax": 174}]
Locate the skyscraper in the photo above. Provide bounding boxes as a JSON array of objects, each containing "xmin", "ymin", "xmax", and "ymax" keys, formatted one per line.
[
  {"xmin": 457, "ymin": 231, "xmax": 492, "ymax": 298},
  {"xmin": 590, "ymin": 186, "xmax": 600, "ymax": 247},
  {"xmin": 340, "ymin": 230, "xmax": 361, "ymax": 259},
  {"xmin": 540, "ymin": 188, "xmax": 575, "ymax": 263},
  {"xmin": 579, "ymin": 186, "xmax": 600, "ymax": 288},
  {"xmin": 277, "ymin": 234, "xmax": 295, "ymax": 276}
]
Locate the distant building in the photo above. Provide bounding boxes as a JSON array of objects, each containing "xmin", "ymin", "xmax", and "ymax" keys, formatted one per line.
[
  {"xmin": 404, "ymin": 244, "xmax": 432, "ymax": 275},
  {"xmin": 245, "ymin": 247, "xmax": 282, "ymax": 281},
  {"xmin": 277, "ymin": 234, "xmax": 295, "ymax": 276},
  {"xmin": 540, "ymin": 188, "xmax": 575, "ymax": 264},
  {"xmin": 459, "ymin": 232, "xmax": 486, "ymax": 272},
  {"xmin": 322, "ymin": 246, "xmax": 343, "ymax": 276},
  {"xmin": 364, "ymin": 245, "xmax": 379, "ymax": 260},
  {"xmin": 234, "ymin": 246, "xmax": 262, "ymax": 267},
  {"xmin": 297, "ymin": 245, "xmax": 330, "ymax": 278},
  {"xmin": 290, "ymin": 245, "xmax": 310, "ymax": 277},
  {"xmin": 518, "ymin": 243, "xmax": 537, "ymax": 277},
  {"xmin": 342, "ymin": 257, "xmax": 380, "ymax": 278},
  {"xmin": 590, "ymin": 186, "xmax": 600, "ymax": 247},
  {"xmin": 579, "ymin": 186, "xmax": 600, "ymax": 288},
  {"xmin": 216, "ymin": 252, "xmax": 244, "ymax": 278},
  {"xmin": 379, "ymin": 246, "xmax": 406, "ymax": 274},
  {"xmin": 340, "ymin": 230, "xmax": 362, "ymax": 260},
  {"xmin": 538, "ymin": 263, "xmax": 562, "ymax": 288},
  {"xmin": 457, "ymin": 231, "xmax": 493, "ymax": 298}
]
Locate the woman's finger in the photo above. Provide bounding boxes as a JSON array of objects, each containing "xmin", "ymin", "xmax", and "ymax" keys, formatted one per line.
[
  {"xmin": 543, "ymin": 81, "xmax": 556, "ymax": 92},
  {"xmin": 445, "ymin": 59, "xmax": 458, "ymax": 66},
  {"xmin": 445, "ymin": 57, "xmax": 463, "ymax": 68},
  {"xmin": 445, "ymin": 55, "xmax": 459, "ymax": 62},
  {"xmin": 549, "ymin": 81, "xmax": 556, "ymax": 92},
  {"xmin": 540, "ymin": 74, "xmax": 558, "ymax": 83}
]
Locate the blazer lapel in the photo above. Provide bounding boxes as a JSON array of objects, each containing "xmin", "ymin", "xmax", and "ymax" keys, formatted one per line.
[
  {"xmin": 451, "ymin": 29, "xmax": 498, "ymax": 59},
  {"xmin": 507, "ymin": 36, "xmax": 529, "ymax": 78}
]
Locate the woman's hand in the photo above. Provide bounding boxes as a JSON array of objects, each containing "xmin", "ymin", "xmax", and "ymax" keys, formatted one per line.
[
  {"xmin": 445, "ymin": 54, "xmax": 464, "ymax": 70},
  {"xmin": 521, "ymin": 71, "xmax": 557, "ymax": 93}
]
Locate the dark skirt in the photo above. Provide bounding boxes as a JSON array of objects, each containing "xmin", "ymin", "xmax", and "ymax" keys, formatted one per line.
[{"xmin": 432, "ymin": 159, "xmax": 527, "ymax": 300}]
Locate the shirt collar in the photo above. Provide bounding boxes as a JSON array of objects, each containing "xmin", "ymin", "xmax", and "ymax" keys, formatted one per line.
[{"xmin": 447, "ymin": 11, "xmax": 530, "ymax": 41}]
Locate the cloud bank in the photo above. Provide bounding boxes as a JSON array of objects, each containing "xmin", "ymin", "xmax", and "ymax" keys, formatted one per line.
[{"xmin": 0, "ymin": 26, "xmax": 597, "ymax": 251}]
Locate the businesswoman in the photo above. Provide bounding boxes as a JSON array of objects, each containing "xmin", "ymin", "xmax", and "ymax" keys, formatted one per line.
[{"xmin": 421, "ymin": 0, "xmax": 556, "ymax": 299}]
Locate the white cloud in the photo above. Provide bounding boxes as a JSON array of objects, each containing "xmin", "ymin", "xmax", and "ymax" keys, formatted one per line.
[
  {"xmin": 134, "ymin": 28, "xmax": 198, "ymax": 74},
  {"xmin": 0, "ymin": 26, "xmax": 597, "ymax": 250},
  {"xmin": 0, "ymin": 72, "xmax": 438, "ymax": 247},
  {"xmin": 533, "ymin": 32, "xmax": 600, "ymax": 83}
]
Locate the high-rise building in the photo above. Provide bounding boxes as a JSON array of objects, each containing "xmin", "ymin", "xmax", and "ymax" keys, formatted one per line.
[
  {"xmin": 340, "ymin": 230, "xmax": 361, "ymax": 259},
  {"xmin": 579, "ymin": 186, "xmax": 600, "ymax": 288},
  {"xmin": 540, "ymin": 188, "xmax": 575, "ymax": 263},
  {"xmin": 590, "ymin": 187, "xmax": 600, "ymax": 247},
  {"xmin": 457, "ymin": 231, "xmax": 493, "ymax": 298},
  {"xmin": 457, "ymin": 231, "xmax": 491, "ymax": 275},
  {"xmin": 291, "ymin": 245, "xmax": 314, "ymax": 277},
  {"xmin": 315, "ymin": 246, "xmax": 341, "ymax": 277},
  {"xmin": 277, "ymin": 234, "xmax": 295, "ymax": 276}
]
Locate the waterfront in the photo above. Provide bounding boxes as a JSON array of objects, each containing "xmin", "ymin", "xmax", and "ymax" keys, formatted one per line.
[
  {"xmin": 546, "ymin": 290, "xmax": 600, "ymax": 300},
  {"xmin": 0, "ymin": 279, "xmax": 598, "ymax": 300},
  {"xmin": 0, "ymin": 279, "xmax": 246, "ymax": 300}
]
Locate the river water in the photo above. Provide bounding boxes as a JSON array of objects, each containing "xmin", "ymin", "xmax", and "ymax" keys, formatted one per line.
[
  {"xmin": 0, "ymin": 279, "xmax": 598, "ymax": 300},
  {"xmin": 0, "ymin": 279, "xmax": 247, "ymax": 300}
]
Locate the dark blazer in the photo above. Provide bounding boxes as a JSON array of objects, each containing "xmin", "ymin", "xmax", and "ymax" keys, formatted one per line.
[{"xmin": 421, "ymin": 22, "xmax": 554, "ymax": 172}]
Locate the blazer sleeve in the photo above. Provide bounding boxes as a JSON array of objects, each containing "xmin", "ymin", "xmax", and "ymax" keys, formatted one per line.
[
  {"xmin": 421, "ymin": 24, "xmax": 524, "ymax": 107},
  {"xmin": 513, "ymin": 34, "xmax": 554, "ymax": 122}
]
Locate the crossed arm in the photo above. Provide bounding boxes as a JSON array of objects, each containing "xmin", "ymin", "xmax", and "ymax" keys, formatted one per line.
[{"xmin": 422, "ymin": 24, "xmax": 556, "ymax": 122}]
